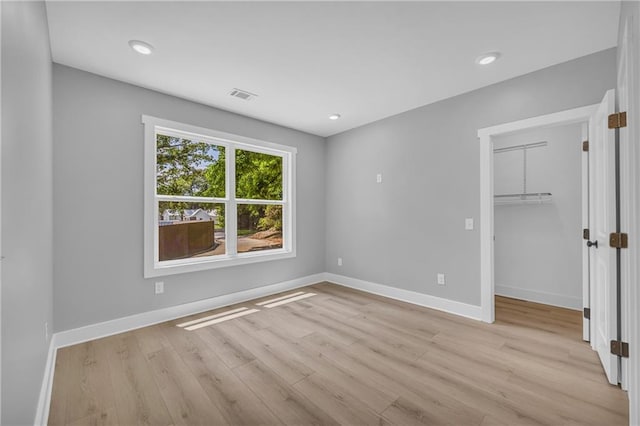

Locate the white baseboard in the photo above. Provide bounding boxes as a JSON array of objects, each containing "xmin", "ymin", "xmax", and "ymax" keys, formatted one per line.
[
  {"xmin": 37, "ymin": 271, "xmax": 485, "ymax": 425},
  {"xmin": 54, "ymin": 273, "xmax": 325, "ymax": 349},
  {"xmin": 52, "ymin": 273, "xmax": 483, "ymax": 350},
  {"xmin": 35, "ymin": 273, "xmax": 325, "ymax": 426},
  {"xmin": 495, "ymin": 284, "xmax": 581, "ymax": 310},
  {"xmin": 325, "ymin": 273, "xmax": 483, "ymax": 321},
  {"xmin": 34, "ymin": 334, "xmax": 58, "ymax": 426}
]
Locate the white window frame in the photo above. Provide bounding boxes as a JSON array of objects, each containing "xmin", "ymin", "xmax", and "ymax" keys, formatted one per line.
[{"xmin": 142, "ymin": 115, "xmax": 296, "ymax": 278}]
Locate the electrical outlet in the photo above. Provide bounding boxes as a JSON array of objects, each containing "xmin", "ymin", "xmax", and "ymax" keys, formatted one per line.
[
  {"xmin": 437, "ymin": 273, "xmax": 446, "ymax": 285},
  {"xmin": 155, "ymin": 281, "xmax": 164, "ymax": 295},
  {"xmin": 45, "ymin": 322, "xmax": 49, "ymax": 342},
  {"xmin": 465, "ymin": 218, "xmax": 474, "ymax": 230},
  {"xmin": 337, "ymin": 257, "xmax": 343, "ymax": 266},
  {"xmin": 376, "ymin": 173, "xmax": 383, "ymax": 184}
]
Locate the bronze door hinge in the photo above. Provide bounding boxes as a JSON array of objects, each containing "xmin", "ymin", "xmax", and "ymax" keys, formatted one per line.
[
  {"xmin": 608, "ymin": 112, "xmax": 627, "ymax": 129},
  {"xmin": 611, "ymin": 340, "xmax": 629, "ymax": 358},
  {"xmin": 583, "ymin": 307, "xmax": 590, "ymax": 319},
  {"xmin": 609, "ymin": 232, "xmax": 628, "ymax": 249},
  {"xmin": 582, "ymin": 141, "xmax": 589, "ymax": 152}
]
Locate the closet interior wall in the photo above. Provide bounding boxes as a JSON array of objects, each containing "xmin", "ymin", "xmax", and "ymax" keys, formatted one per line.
[{"xmin": 493, "ymin": 123, "xmax": 583, "ymax": 310}]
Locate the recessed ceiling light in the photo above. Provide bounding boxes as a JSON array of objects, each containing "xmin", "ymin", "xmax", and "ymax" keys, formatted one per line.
[
  {"xmin": 476, "ymin": 52, "xmax": 501, "ymax": 65},
  {"xmin": 128, "ymin": 40, "xmax": 154, "ymax": 55},
  {"xmin": 329, "ymin": 114, "xmax": 341, "ymax": 120}
]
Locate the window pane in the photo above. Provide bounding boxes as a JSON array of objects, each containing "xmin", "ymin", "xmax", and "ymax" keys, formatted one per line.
[
  {"xmin": 235, "ymin": 149, "xmax": 282, "ymax": 200},
  {"xmin": 156, "ymin": 134, "xmax": 225, "ymax": 197},
  {"xmin": 237, "ymin": 204, "xmax": 283, "ymax": 253},
  {"xmin": 158, "ymin": 202, "xmax": 225, "ymax": 261}
]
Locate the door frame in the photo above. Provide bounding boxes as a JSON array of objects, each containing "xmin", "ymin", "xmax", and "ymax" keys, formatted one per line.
[
  {"xmin": 0, "ymin": 0, "xmax": 3, "ymax": 421},
  {"xmin": 618, "ymin": 5, "xmax": 639, "ymax": 414},
  {"xmin": 580, "ymin": 121, "xmax": 590, "ymax": 342},
  {"xmin": 477, "ymin": 104, "xmax": 597, "ymax": 323}
]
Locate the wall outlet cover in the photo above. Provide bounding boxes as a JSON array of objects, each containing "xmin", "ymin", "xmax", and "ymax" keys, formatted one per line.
[
  {"xmin": 437, "ymin": 273, "xmax": 446, "ymax": 285},
  {"xmin": 465, "ymin": 218, "xmax": 474, "ymax": 230}
]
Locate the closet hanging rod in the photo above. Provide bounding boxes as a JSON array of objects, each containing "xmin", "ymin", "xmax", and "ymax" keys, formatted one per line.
[
  {"xmin": 493, "ymin": 141, "xmax": 547, "ymax": 154},
  {"xmin": 494, "ymin": 192, "xmax": 552, "ymax": 198},
  {"xmin": 494, "ymin": 192, "xmax": 553, "ymax": 204}
]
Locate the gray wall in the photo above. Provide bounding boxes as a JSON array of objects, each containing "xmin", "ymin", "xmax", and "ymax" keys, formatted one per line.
[
  {"xmin": 493, "ymin": 124, "xmax": 583, "ymax": 309},
  {"xmin": 1, "ymin": 1, "xmax": 54, "ymax": 424},
  {"xmin": 325, "ymin": 48, "xmax": 616, "ymax": 306},
  {"xmin": 52, "ymin": 65, "xmax": 326, "ymax": 332}
]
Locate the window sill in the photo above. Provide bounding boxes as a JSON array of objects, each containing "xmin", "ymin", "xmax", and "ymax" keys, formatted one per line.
[{"xmin": 144, "ymin": 249, "xmax": 296, "ymax": 278}]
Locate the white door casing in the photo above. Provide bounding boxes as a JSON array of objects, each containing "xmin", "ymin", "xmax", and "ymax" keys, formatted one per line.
[
  {"xmin": 588, "ymin": 89, "xmax": 618, "ymax": 386},
  {"xmin": 617, "ymin": 5, "xmax": 640, "ymax": 422},
  {"xmin": 478, "ymin": 105, "xmax": 597, "ymax": 324},
  {"xmin": 617, "ymin": 16, "xmax": 632, "ymax": 393}
]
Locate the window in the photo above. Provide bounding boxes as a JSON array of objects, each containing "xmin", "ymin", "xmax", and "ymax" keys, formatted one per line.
[{"xmin": 143, "ymin": 116, "xmax": 296, "ymax": 277}]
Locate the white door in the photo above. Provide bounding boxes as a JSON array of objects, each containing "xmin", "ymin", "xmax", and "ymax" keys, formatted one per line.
[{"xmin": 588, "ymin": 89, "xmax": 618, "ymax": 385}]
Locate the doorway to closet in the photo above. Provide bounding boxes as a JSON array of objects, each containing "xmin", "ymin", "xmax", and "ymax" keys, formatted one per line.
[
  {"xmin": 478, "ymin": 94, "xmax": 626, "ymax": 388},
  {"xmin": 492, "ymin": 124, "xmax": 584, "ymax": 318}
]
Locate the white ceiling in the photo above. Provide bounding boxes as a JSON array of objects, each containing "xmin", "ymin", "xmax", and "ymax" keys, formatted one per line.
[{"xmin": 46, "ymin": 1, "xmax": 620, "ymax": 137}]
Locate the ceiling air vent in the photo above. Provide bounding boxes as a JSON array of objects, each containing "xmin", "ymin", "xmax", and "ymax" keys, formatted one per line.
[{"xmin": 229, "ymin": 88, "xmax": 257, "ymax": 101}]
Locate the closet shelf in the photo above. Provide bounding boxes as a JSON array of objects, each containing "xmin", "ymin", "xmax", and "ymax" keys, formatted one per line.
[
  {"xmin": 494, "ymin": 141, "xmax": 550, "ymax": 205},
  {"xmin": 494, "ymin": 192, "xmax": 552, "ymax": 205}
]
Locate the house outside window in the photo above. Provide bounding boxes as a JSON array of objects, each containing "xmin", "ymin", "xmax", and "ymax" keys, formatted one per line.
[{"xmin": 143, "ymin": 115, "xmax": 296, "ymax": 277}]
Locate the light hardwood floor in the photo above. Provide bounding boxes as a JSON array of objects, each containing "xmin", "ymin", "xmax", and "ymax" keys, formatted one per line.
[{"xmin": 48, "ymin": 283, "xmax": 628, "ymax": 425}]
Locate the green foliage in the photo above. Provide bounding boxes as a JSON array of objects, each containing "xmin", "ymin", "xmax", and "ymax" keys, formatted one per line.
[
  {"xmin": 235, "ymin": 150, "xmax": 282, "ymax": 200},
  {"xmin": 201, "ymin": 148, "xmax": 226, "ymax": 199},
  {"xmin": 156, "ymin": 134, "xmax": 225, "ymax": 198},
  {"xmin": 257, "ymin": 205, "xmax": 282, "ymax": 231},
  {"xmin": 235, "ymin": 150, "xmax": 283, "ymax": 232},
  {"xmin": 156, "ymin": 134, "xmax": 283, "ymax": 233}
]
